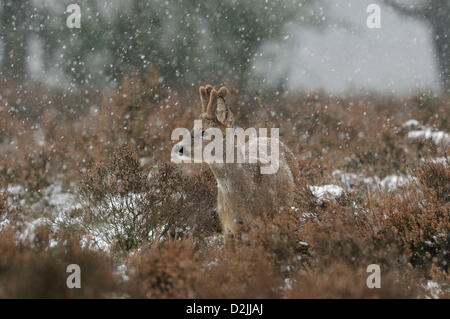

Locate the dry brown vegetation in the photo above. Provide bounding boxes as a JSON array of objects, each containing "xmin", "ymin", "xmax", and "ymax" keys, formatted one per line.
[{"xmin": 0, "ymin": 71, "xmax": 448, "ymax": 298}]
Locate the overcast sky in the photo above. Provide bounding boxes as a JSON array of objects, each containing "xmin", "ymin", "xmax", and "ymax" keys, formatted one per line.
[{"xmin": 257, "ymin": 0, "xmax": 439, "ymax": 95}]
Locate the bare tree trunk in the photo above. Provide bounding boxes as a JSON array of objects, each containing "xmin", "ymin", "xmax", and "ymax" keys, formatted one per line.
[
  {"xmin": 429, "ymin": 5, "xmax": 450, "ymax": 95},
  {"xmin": 383, "ymin": 0, "xmax": 449, "ymax": 95},
  {"xmin": 432, "ymin": 25, "xmax": 450, "ymax": 95}
]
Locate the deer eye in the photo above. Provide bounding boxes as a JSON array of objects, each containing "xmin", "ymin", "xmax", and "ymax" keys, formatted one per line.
[{"xmin": 201, "ymin": 130, "xmax": 207, "ymax": 137}]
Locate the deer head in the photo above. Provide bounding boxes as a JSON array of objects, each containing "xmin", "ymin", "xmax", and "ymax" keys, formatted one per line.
[{"xmin": 175, "ymin": 85, "xmax": 234, "ymax": 161}]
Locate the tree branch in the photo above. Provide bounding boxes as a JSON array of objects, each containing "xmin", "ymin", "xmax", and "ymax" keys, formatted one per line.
[{"xmin": 381, "ymin": 0, "xmax": 430, "ymax": 20}]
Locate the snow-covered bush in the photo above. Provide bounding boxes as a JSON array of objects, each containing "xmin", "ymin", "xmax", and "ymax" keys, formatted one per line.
[{"xmin": 79, "ymin": 148, "xmax": 217, "ymax": 253}]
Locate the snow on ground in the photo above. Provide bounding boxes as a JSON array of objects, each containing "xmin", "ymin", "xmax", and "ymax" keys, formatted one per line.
[
  {"xmin": 307, "ymin": 169, "xmax": 416, "ymax": 203},
  {"xmin": 332, "ymin": 169, "xmax": 414, "ymax": 192},
  {"xmin": 79, "ymin": 192, "xmax": 173, "ymax": 252},
  {"xmin": 1, "ymin": 184, "xmax": 174, "ymax": 253},
  {"xmin": 403, "ymin": 119, "xmax": 449, "ymax": 145},
  {"xmin": 6, "ymin": 185, "xmax": 25, "ymax": 196},
  {"xmin": 79, "ymin": 233, "xmax": 111, "ymax": 252},
  {"xmin": 423, "ymin": 281, "xmax": 445, "ymax": 299},
  {"xmin": 326, "ymin": 120, "xmax": 449, "ymax": 196},
  {"xmin": 2, "ymin": 183, "xmax": 164, "ymax": 252},
  {"xmin": 17, "ymin": 217, "xmax": 52, "ymax": 243},
  {"xmin": 2, "ymin": 182, "xmax": 82, "ymax": 247},
  {"xmin": 116, "ymin": 264, "xmax": 129, "ymax": 282},
  {"xmin": 0, "ymin": 217, "xmax": 10, "ymax": 232},
  {"xmin": 309, "ymin": 184, "xmax": 344, "ymax": 202},
  {"xmin": 408, "ymin": 128, "xmax": 449, "ymax": 145},
  {"xmin": 4, "ymin": 182, "xmax": 80, "ymax": 213},
  {"xmin": 378, "ymin": 175, "xmax": 412, "ymax": 192},
  {"xmin": 43, "ymin": 183, "xmax": 81, "ymax": 213},
  {"xmin": 280, "ymin": 278, "xmax": 294, "ymax": 293},
  {"xmin": 402, "ymin": 119, "xmax": 420, "ymax": 128},
  {"xmin": 2, "ymin": 118, "xmax": 448, "ymax": 252},
  {"xmin": 204, "ymin": 234, "xmax": 224, "ymax": 249},
  {"xmin": 421, "ymin": 157, "xmax": 449, "ymax": 166}
]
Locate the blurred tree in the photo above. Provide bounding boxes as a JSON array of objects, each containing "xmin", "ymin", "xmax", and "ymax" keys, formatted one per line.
[
  {"xmin": 31, "ymin": 0, "xmax": 321, "ymax": 89},
  {"xmin": 0, "ymin": 0, "xmax": 32, "ymax": 81},
  {"xmin": 383, "ymin": 0, "xmax": 450, "ymax": 95}
]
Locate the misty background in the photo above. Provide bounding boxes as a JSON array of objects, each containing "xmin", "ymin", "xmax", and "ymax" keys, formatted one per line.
[
  {"xmin": 258, "ymin": 0, "xmax": 441, "ymax": 95},
  {"xmin": 0, "ymin": 0, "xmax": 448, "ymax": 98}
]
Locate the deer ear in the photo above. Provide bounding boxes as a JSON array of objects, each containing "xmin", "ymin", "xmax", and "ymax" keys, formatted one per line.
[
  {"xmin": 216, "ymin": 97, "xmax": 234, "ymax": 127},
  {"xmin": 217, "ymin": 87, "xmax": 228, "ymax": 98}
]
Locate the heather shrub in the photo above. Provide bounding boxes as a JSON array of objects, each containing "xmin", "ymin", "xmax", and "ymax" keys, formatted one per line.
[
  {"xmin": 79, "ymin": 147, "xmax": 218, "ymax": 253},
  {"xmin": 380, "ymin": 165, "xmax": 449, "ymax": 273},
  {"xmin": 0, "ymin": 228, "xmax": 117, "ymax": 298},
  {"xmin": 127, "ymin": 239, "xmax": 202, "ymax": 298},
  {"xmin": 1, "ymin": 80, "xmax": 449, "ymax": 298},
  {"xmin": 417, "ymin": 161, "xmax": 450, "ymax": 202},
  {"xmin": 295, "ymin": 164, "xmax": 449, "ymax": 297}
]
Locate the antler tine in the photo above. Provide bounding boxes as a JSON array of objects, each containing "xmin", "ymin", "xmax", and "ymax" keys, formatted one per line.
[
  {"xmin": 217, "ymin": 86, "xmax": 228, "ymax": 98},
  {"xmin": 205, "ymin": 88, "xmax": 218, "ymax": 119},
  {"xmin": 205, "ymin": 84, "xmax": 213, "ymax": 95},
  {"xmin": 199, "ymin": 86, "xmax": 208, "ymax": 114}
]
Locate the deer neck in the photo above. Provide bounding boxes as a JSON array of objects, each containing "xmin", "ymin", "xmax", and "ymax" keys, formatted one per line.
[
  {"xmin": 208, "ymin": 162, "xmax": 256, "ymax": 197},
  {"xmin": 206, "ymin": 130, "xmax": 258, "ymax": 196}
]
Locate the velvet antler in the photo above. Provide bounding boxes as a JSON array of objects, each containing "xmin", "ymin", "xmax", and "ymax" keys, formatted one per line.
[{"xmin": 204, "ymin": 88, "xmax": 218, "ymax": 119}]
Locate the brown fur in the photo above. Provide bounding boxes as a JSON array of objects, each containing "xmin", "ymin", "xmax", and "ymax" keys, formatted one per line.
[{"xmin": 193, "ymin": 85, "xmax": 298, "ymax": 244}]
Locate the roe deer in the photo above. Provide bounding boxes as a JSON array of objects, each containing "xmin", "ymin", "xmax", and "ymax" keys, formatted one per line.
[{"xmin": 175, "ymin": 85, "xmax": 297, "ymax": 244}]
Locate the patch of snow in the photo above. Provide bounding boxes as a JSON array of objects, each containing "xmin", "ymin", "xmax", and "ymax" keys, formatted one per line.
[
  {"xmin": 116, "ymin": 264, "xmax": 129, "ymax": 281},
  {"xmin": 17, "ymin": 217, "xmax": 51, "ymax": 243},
  {"xmin": 204, "ymin": 234, "xmax": 224, "ymax": 249},
  {"xmin": 298, "ymin": 241, "xmax": 309, "ymax": 247},
  {"xmin": 80, "ymin": 234, "xmax": 111, "ymax": 252},
  {"xmin": 332, "ymin": 170, "xmax": 414, "ymax": 192},
  {"xmin": 0, "ymin": 217, "xmax": 10, "ymax": 231},
  {"xmin": 379, "ymin": 175, "xmax": 412, "ymax": 192},
  {"xmin": 280, "ymin": 278, "xmax": 295, "ymax": 292},
  {"xmin": 139, "ymin": 157, "xmax": 153, "ymax": 167},
  {"xmin": 33, "ymin": 128, "xmax": 46, "ymax": 147},
  {"xmin": 43, "ymin": 183, "xmax": 81, "ymax": 213},
  {"xmin": 6, "ymin": 185, "xmax": 25, "ymax": 196},
  {"xmin": 421, "ymin": 157, "xmax": 449, "ymax": 166},
  {"xmin": 408, "ymin": 128, "xmax": 449, "ymax": 145},
  {"xmin": 402, "ymin": 119, "xmax": 420, "ymax": 128},
  {"xmin": 300, "ymin": 212, "xmax": 318, "ymax": 222},
  {"xmin": 78, "ymin": 192, "xmax": 171, "ymax": 252},
  {"xmin": 4, "ymin": 183, "xmax": 80, "ymax": 215},
  {"xmin": 423, "ymin": 281, "xmax": 443, "ymax": 299},
  {"xmin": 332, "ymin": 170, "xmax": 359, "ymax": 188},
  {"xmin": 309, "ymin": 184, "xmax": 344, "ymax": 202},
  {"xmin": 49, "ymin": 238, "xmax": 59, "ymax": 248}
]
